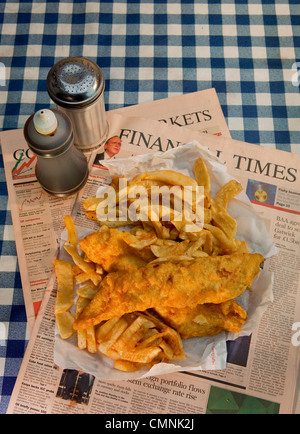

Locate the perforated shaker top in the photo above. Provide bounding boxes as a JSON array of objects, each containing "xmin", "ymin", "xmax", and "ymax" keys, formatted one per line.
[{"xmin": 47, "ymin": 57, "xmax": 105, "ymax": 108}]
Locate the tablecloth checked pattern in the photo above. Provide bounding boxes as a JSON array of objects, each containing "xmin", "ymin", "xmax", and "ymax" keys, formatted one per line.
[{"xmin": 0, "ymin": 0, "xmax": 299, "ymax": 414}]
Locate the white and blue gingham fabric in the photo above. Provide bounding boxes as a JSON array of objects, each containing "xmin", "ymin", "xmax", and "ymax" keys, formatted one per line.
[{"xmin": 0, "ymin": 0, "xmax": 299, "ymax": 413}]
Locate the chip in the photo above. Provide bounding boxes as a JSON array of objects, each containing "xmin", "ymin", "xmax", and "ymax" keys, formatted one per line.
[
  {"xmin": 64, "ymin": 242, "xmax": 101, "ymax": 286},
  {"xmin": 193, "ymin": 157, "xmax": 211, "ymax": 195},
  {"xmin": 64, "ymin": 215, "xmax": 77, "ymax": 247},
  {"xmin": 56, "ymin": 311, "xmax": 75, "ymax": 339},
  {"xmin": 53, "ymin": 259, "xmax": 74, "ymax": 315},
  {"xmin": 142, "ymin": 170, "xmax": 198, "ymax": 188},
  {"xmin": 212, "ymin": 211, "xmax": 237, "ymax": 240},
  {"xmin": 113, "ymin": 360, "xmax": 143, "ymax": 372},
  {"xmin": 123, "ymin": 231, "xmax": 157, "ymax": 249},
  {"xmin": 77, "ymin": 283, "xmax": 99, "ymax": 300},
  {"xmin": 214, "ymin": 179, "xmax": 243, "ymax": 210},
  {"xmin": 86, "ymin": 326, "xmax": 97, "ymax": 354}
]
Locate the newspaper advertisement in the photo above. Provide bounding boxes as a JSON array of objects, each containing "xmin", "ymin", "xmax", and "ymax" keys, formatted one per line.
[
  {"xmin": 4, "ymin": 113, "xmax": 300, "ymax": 414},
  {"xmin": 0, "ymin": 88, "xmax": 230, "ymax": 334}
]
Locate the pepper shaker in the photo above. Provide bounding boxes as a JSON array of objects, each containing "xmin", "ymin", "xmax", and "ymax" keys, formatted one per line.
[
  {"xmin": 24, "ymin": 108, "xmax": 89, "ymax": 196},
  {"xmin": 47, "ymin": 57, "xmax": 108, "ymax": 152}
]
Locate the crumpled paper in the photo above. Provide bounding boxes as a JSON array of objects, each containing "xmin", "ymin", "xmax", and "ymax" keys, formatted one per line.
[{"xmin": 54, "ymin": 141, "xmax": 277, "ymax": 381}]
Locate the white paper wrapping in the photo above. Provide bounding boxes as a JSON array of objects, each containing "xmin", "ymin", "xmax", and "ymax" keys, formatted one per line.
[{"xmin": 54, "ymin": 141, "xmax": 277, "ymax": 381}]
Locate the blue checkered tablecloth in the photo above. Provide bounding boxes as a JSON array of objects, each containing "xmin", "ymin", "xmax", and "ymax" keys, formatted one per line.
[{"xmin": 0, "ymin": 0, "xmax": 299, "ymax": 414}]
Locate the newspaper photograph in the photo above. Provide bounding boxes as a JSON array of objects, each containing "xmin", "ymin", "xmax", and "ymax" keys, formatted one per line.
[{"xmin": 4, "ymin": 112, "xmax": 300, "ymax": 414}]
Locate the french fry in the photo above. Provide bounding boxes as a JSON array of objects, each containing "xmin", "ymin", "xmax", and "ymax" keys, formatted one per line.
[
  {"xmin": 123, "ymin": 231, "xmax": 157, "ymax": 249},
  {"xmin": 86, "ymin": 326, "xmax": 97, "ymax": 354},
  {"xmin": 76, "ymin": 296, "xmax": 90, "ymax": 317},
  {"xmin": 215, "ymin": 179, "xmax": 243, "ymax": 210},
  {"xmin": 85, "ymin": 210, "xmax": 98, "ymax": 221},
  {"xmin": 56, "ymin": 311, "xmax": 75, "ymax": 339},
  {"xmin": 98, "ymin": 318, "xmax": 129, "ymax": 355},
  {"xmin": 95, "ymin": 264, "xmax": 104, "ymax": 275},
  {"xmin": 143, "ymin": 170, "xmax": 198, "ymax": 188},
  {"xmin": 53, "ymin": 259, "xmax": 74, "ymax": 314},
  {"xmin": 150, "ymin": 240, "xmax": 189, "ymax": 258},
  {"xmin": 204, "ymin": 207, "xmax": 212, "ymax": 224},
  {"xmin": 148, "ymin": 255, "xmax": 194, "ymax": 265},
  {"xmin": 77, "ymin": 329, "xmax": 87, "ymax": 350},
  {"xmin": 113, "ymin": 316, "xmax": 156, "ymax": 352},
  {"xmin": 184, "ymin": 233, "xmax": 206, "ymax": 255},
  {"xmin": 212, "ymin": 211, "xmax": 237, "ymax": 240},
  {"xmin": 63, "ymin": 242, "xmax": 101, "ymax": 286},
  {"xmin": 64, "ymin": 215, "xmax": 77, "ymax": 247},
  {"xmin": 101, "ymin": 347, "xmax": 123, "ymax": 361},
  {"xmin": 75, "ymin": 272, "xmax": 91, "ymax": 284},
  {"xmin": 117, "ymin": 346, "xmax": 162, "ymax": 364},
  {"xmin": 191, "ymin": 250, "xmax": 209, "ymax": 258},
  {"xmin": 234, "ymin": 240, "xmax": 249, "ymax": 254},
  {"xmin": 136, "ymin": 331, "xmax": 163, "ymax": 349},
  {"xmin": 143, "ymin": 311, "xmax": 185, "ymax": 359},
  {"xmin": 77, "ymin": 283, "xmax": 99, "ymax": 300},
  {"xmin": 161, "ymin": 326, "xmax": 184, "ymax": 356},
  {"xmin": 95, "ymin": 316, "xmax": 123, "ymax": 343},
  {"xmin": 82, "ymin": 196, "xmax": 105, "ymax": 211},
  {"xmin": 76, "ymin": 293, "xmax": 98, "ymax": 353},
  {"xmin": 99, "ymin": 219, "xmax": 133, "ymax": 228},
  {"xmin": 114, "ymin": 360, "xmax": 143, "ymax": 372},
  {"xmin": 193, "ymin": 157, "xmax": 211, "ymax": 194},
  {"xmin": 159, "ymin": 341, "xmax": 174, "ymax": 359},
  {"xmin": 204, "ymin": 223, "xmax": 237, "ymax": 253},
  {"xmin": 75, "ymin": 296, "xmax": 90, "ymax": 350}
]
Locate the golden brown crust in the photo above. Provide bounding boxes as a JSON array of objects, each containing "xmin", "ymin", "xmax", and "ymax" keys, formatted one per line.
[{"xmin": 74, "ymin": 253, "xmax": 264, "ymax": 330}]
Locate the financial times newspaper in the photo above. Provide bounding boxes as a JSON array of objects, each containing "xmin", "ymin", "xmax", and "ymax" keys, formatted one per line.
[{"xmin": 2, "ymin": 112, "xmax": 300, "ymax": 414}]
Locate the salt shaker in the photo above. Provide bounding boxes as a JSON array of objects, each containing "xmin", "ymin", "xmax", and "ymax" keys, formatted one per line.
[
  {"xmin": 47, "ymin": 57, "xmax": 108, "ymax": 152},
  {"xmin": 23, "ymin": 108, "xmax": 89, "ymax": 196}
]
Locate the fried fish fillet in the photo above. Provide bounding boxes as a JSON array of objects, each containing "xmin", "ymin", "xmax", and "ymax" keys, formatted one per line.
[
  {"xmin": 154, "ymin": 300, "xmax": 247, "ymax": 339},
  {"xmin": 74, "ymin": 253, "xmax": 263, "ymax": 330},
  {"xmin": 79, "ymin": 228, "xmax": 156, "ymax": 272}
]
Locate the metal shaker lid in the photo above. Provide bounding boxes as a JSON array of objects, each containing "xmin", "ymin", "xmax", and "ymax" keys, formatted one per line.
[
  {"xmin": 24, "ymin": 108, "xmax": 73, "ymax": 157},
  {"xmin": 47, "ymin": 57, "xmax": 105, "ymax": 108}
]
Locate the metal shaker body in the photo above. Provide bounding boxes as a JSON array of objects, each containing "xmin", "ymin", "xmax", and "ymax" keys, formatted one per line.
[
  {"xmin": 24, "ymin": 108, "xmax": 89, "ymax": 197},
  {"xmin": 47, "ymin": 57, "xmax": 108, "ymax": 152}
]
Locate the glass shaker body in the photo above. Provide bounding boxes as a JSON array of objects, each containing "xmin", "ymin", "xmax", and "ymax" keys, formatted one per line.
[{"xmin": 47, "ymin": 57, "xmax": 108, "ymax": 153}]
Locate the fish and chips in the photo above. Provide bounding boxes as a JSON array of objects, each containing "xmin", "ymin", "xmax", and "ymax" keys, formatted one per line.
[{"xmin": 53, "ymin": 157, "xmax": 266, "ymax": 372}]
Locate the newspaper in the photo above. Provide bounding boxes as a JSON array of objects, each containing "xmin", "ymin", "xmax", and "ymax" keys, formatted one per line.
[
  {"xmin": 0, "ymin": 88, "xmax": 230, "ymax": 333},
  {"xmin": 113, "ymin": 88, "xmax": 232, "ymax": 138},
  {"xmin": 4, "ymin": 112, "xmax": 300, "ymax": 414}
]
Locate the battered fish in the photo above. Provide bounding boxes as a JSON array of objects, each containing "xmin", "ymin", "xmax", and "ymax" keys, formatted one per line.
[
  {"xmin": 79, "ymin": 228, "xmax": 156, "ymax": 272},
  {"xmin": 74, "ymin": 253, "xmax": 263, "ymax": 330},
  {"xmin": 154, "ymin": 300, "xmax": 247, "ymax": 339}
]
